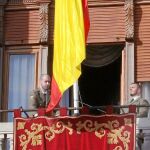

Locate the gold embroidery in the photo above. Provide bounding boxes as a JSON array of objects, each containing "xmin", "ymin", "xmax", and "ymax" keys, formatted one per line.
[
  {"xmin": 124, "ymin": 118, "xmax": 132, "ymax": 127},
  {"xmin": 95, "ymin": 120, "xmax": 120, "ymax": 139},
  {"xmin": 108, "ymin": 128, "xmax": 130, "ymax": 150},
  {"xmin": 19, "ymin": 123, "xmax": 44, "ymax": 150},
  {"xmin": 113, "ymin": 146, "xmax": 123, "ymax": 150},
  {"xmin": 76, "ymin": 119, "xmax": 132, "ymax": 150},
  {"xmin": 44, "ymin": 121, "xmax": 73, "ymax": 141},
  {"xmin": 76, "ymin": 120, "xmax": 95, "ymax": 134},
  {"xmin": 18, "ymin": 121, "xmax": 73, "ymax": 150},
  {"xmin": 17, "ymin": 117, "xmax": 133, "ymax": 150},
  {"xmin": 32, "ymin": 134, "xmax": 42, "ymax": 146},
  {"xmin": 17, "ymin": 122, "xmax": 26, "ymax": 130},
  {"xmin": 108, "ymin": 128, "xmax": 121, "ymax": 145}
]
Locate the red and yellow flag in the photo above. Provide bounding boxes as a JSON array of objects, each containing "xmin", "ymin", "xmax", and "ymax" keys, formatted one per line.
[{"xmin": 46, "ymin": 0, "xmax": 90, "ymax": 112}]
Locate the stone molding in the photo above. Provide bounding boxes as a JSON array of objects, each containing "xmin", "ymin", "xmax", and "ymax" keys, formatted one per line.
[{"xmin": 124, "ymin": 0, "xmax": 134, "ymax": 41}]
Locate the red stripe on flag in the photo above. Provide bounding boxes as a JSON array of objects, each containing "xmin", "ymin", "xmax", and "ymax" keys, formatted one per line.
[
  {"xmin": 82, "ymin": 0, "xmax": 90, "ymax": 41},
  {"xmin": 46, "ymin": 76, "xmax": 62, "ymax": 112}
]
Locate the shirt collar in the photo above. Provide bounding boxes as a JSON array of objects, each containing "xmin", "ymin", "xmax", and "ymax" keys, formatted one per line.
[
  {"xmin": 130, "ymin": 95, "xmax": 140, "ymax": 104},
  {"xmin": 132, "ymin": 95, "xmax": 140, "ymax": 101},
  {"xmin": 40, "ymin": 87, "xmax": 47, "ymax": 94}
]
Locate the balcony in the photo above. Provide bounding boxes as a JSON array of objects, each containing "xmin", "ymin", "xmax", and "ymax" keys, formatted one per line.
[
  {"xmin": 0, "ymin": 106, "xmax": 150, "ymax": 150},
  {"xmin": 0, "ymin": 108, "xmax": 35, "ymax": 150},
  {"xmin": 0, "ymin": 122, "xmax": 13, "ymax": 150}
]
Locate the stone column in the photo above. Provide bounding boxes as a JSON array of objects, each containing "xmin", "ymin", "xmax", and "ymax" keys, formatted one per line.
[
  {"xmin": 37, "ymin": 0, "xmax": 52, "ymax": 75},
  {"xmin": 124, "ymin": 0, "xmax": 135, "ymax": 103},
  {"xmin": 7, "ymin": 134, "xmax": 13, "ymax": 150},
  {"xmin": 0, "ymin": 135, "xmax": 4, "ymax": 150}
]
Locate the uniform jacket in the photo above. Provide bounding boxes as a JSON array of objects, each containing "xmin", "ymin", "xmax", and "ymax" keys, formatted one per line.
[
  {"xmin": 129, "ymin": 97, "xmax": 149, "ymax": 117},
  {"xmin": 29, "ymin": 88, "xmax": 50, "ymax": 109}
]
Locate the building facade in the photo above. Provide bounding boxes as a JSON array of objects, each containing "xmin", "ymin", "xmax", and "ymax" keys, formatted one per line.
[{"xmin": 0, "ymin": 0, "xmax": 150, "ymax": 148}]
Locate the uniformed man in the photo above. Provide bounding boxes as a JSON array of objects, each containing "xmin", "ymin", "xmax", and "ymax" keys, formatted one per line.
[
  {"xmin": 29, "ymin": 74, "xmax": 51, "ymax": 112},
  {"xmin": 128, "ymin": 82, "xmax": 149, "ymax": 117}
]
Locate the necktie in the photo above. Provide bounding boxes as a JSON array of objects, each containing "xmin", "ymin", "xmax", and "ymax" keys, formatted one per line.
[
  {"xmin": 43, "ymin": 93, "xmax": 46, "ymax": 107},
  {"xmin": 130, "ymin": 98, "xmax": 134, "ymax": 104}
]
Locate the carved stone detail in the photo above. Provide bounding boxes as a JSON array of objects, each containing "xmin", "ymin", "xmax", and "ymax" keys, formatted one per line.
[
  {"xmin": 39, "ymin": 3, "xmax": 49, "ymax": 43},
  {"xmin": 36, "ymin": 0, "xmax": 52, "ymax": 3},
  {"xmin": 8, "ymin": 0, "xmax": 36, "ymax": 4},
  {"xmin": 7, "ymin": 0, "xmax": 52, "ymax": 4},
  {"xmin": 124, "ymin": 0, "xmax": 134, "ymax": 41}
]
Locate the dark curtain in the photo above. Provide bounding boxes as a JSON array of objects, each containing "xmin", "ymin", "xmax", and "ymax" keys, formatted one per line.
[{"xmin": 83, "ymin": 44, "xmax": 124, "ymax": 67}]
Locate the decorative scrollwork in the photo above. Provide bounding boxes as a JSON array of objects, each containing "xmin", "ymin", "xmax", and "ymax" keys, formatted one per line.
[
  {"xmin": 113, "ymin": 146, "xmax": 123, "ymax": 150},
  {"xmin": 44, "ymin": 121, "xmax": 73, "ymax": 141},
  {"xmin": 17, "ymin": 122, "xmax": 26, "ymax": 130},
  {"xmin": 8, "ymin": 0, "xmax": 36, "ymax": 4},
  {"xmin": 17, "ymin": 121, "xmax": 73, "ymax": 150},
  {"xmin": 76, "ymin": 119, "xmax": 132, "ymax": 150},
  {"xmin": 19, "ymin": 123, "xmax": 44, "ymax": 150},
  {"xmin": 39, "ymin": 3, "xmax": 49, "ymax": 43},
  {"xmin": 124, "ymin": 118, "xmax": 132, "ymax": 127},
  {"xmin": 124, "ymin": 0, "xmax": 134, "ymax": 41},
  {"xmin": 17, "ymin": 117, "xmax": 133, "ymax": 150}
]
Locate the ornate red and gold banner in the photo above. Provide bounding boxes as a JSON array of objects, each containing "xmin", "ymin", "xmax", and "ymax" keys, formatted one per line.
[{"xmin": 14, "ymin": 114, "xmax": 136, "ymax": 150}]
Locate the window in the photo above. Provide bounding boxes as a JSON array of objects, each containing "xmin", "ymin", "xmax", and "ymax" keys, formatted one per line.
[
  {"xmin": 8, "ymin": 54, "xmax": 35, "ymax": 120},
  {"xmin": 1, "ymin": 46, "xmax": 40, "ymax": 121}
]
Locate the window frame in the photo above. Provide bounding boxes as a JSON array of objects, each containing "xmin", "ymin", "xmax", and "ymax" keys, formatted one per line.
[
  {"xmin": 0, "ymin": 47, "xmax": 2, "ymax": 109},
  {"xmin": 1, "ymin": 46, "xmax": 41, "ymax": 121}
]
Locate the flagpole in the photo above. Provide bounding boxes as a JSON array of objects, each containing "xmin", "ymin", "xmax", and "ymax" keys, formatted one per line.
[{"xmin": 73, "ymin": 81, "xmax": 79, "ymax": 114}]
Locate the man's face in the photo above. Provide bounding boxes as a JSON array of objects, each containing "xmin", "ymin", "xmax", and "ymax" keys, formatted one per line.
[
  {"xmin": 40, "ymin": 75, "xmax": 51, "ymax": 90},
  {"xmin": 129, "ymin": 84, "xmax": 139, "ymax": 96}
]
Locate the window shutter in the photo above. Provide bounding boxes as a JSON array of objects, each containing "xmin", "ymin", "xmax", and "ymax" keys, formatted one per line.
[
  {"xmin": 5, "ymin": 9, "xmax": 40, "ymax": 45},
  {"xmin": 87, "ymin": 0, "xmax": 125, "ymax": 43},
  {"xmin": 135, "ymin": 2, "xmax": 150, "ymax": 81}
]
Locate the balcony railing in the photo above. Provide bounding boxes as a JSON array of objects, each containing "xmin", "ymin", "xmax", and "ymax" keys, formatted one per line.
[
  {"xmin": 0, "ymin": 105, "xmax": 150, "ymax": 150},
  {"xmin": 0, "ymin": 108, "xmax": 37, "ymax": 150}
]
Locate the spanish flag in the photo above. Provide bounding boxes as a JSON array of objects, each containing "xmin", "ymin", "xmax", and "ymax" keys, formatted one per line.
[{"xmin": 46, "ymin": 0, "xmax": 90, "ymax": 112}]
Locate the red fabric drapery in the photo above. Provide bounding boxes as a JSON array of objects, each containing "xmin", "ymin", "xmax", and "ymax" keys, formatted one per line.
[{"xmin": 14, "ymin": 114, "xmax": 136, "ymax": 150}]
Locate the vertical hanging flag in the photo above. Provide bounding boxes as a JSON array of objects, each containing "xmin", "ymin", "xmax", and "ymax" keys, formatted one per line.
[{"xmin": 46, "ymin": 0, "xmax": 90, "ymax": 112}]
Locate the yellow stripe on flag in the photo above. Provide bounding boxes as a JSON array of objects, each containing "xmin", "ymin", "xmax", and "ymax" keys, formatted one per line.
[{"xmin": 54, "ymin": 0, "xmax": 85, "ymax": 93}]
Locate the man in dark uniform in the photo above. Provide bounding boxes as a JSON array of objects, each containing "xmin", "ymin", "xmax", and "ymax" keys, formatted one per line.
[{"xmin": 29, "ymin": 74, "xmax": 51, "ymax": 111}]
